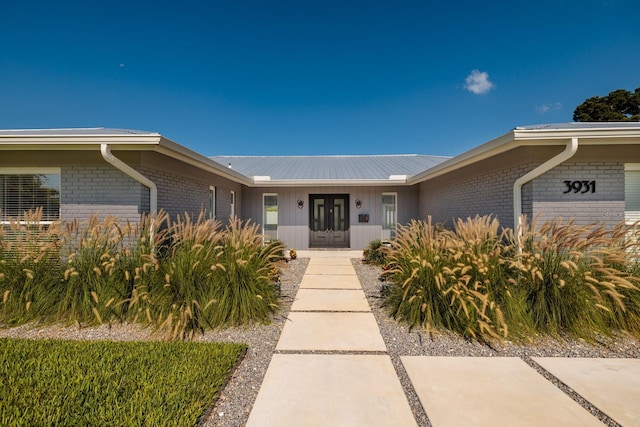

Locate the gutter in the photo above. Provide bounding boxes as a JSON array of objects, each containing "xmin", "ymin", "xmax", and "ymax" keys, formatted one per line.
[
  {"xmin": 513, "ymin": 137, "xmax": 578, "ymax": 237},
  {"xmin": 100, "ymin": 143, "xmax": 158, "ymax": 213}
]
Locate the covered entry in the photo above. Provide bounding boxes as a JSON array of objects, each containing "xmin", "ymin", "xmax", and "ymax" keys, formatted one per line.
[{"xmin": 309, "ymin": 194, "xmax": 350, "ymax": 247}]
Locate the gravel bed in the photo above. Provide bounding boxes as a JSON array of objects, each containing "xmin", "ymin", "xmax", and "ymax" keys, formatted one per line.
[{"xmin": 352, "ymin": 258, "xmax": 640, "ymax": 427}]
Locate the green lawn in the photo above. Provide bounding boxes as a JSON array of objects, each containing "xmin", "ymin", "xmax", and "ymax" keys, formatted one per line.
[{"xmin": 0, "ymin": 338, "xmax": 246, "ymax": 426}]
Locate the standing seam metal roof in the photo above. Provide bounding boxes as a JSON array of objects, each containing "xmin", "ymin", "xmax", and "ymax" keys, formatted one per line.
[{"xmin": 209, "ymin": 154, "xmax": 450, "ymax": 180}]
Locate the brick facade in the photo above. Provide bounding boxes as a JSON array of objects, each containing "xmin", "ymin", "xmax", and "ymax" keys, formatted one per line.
[
  {"xmin": 61, "ymin": 165, "xmax": 144, "ymax": 223},
  {"xmin": 531, "ymin": 161, "xmax": 625, "ymax": 228},
  {"xmin": 419, "ymin": 149, "xmax": 538, "ymax": 229}
]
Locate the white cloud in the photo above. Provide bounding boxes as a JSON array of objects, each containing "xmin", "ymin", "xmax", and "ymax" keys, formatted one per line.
[
  {"xmin": 536, "ymin": 102, "xmax": 562, "ymax": 114},
  {"xmin": 464, "ymin": 70, "xmax": 495, "ymax": 94}
]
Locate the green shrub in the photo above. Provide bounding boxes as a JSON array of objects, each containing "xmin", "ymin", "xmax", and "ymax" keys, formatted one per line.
[
  {"xmin": 363, "ymin": 239, "xmax": 390, "ymax": 266},
  {"xmin": 0, "ymin": 338, "xmax": 245, "ymax": 426}
]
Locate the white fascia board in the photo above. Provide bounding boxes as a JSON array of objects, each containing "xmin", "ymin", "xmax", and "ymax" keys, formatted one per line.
[
  {"xmin": 0, "ymin": 134, "xmax": 162, "ymax": 145},
  {"xmin": 248, "ymin": 179, "xmax": 413, "ymax": 187},
  {"xmin": 513, "ymin": 126, "xmax": 640, "ymax": 141},
  {"xmin": 0, "ymin": 133, "xmax": 162, "ymax": 150}
]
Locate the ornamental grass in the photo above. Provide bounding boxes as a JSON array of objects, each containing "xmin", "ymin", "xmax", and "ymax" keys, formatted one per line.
[
  {"xmin": 383, "ymin": 216, "xmax": 640, "ymax": 342},
  {"xmin": 0, "ymin": 210, "xmax": 283, "ymax": 340}
]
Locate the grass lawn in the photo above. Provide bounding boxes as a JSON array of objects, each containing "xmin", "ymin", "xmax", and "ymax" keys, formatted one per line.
[{"xmin": 0, "ymin": 338, "xmax": 246, "ymax": 426}]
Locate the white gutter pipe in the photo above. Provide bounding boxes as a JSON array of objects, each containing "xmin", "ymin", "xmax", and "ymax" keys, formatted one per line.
[
  {"xmin": 513, "ymin": 137, "xmax": 579, "ymax": 239},
  {"xmin": 100, "ymin": 143, "xmax": 158, "ymax": 213}
]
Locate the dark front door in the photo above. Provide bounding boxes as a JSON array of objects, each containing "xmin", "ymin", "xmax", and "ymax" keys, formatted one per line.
[{"xmin": 309, "ymin": 194, "xmax": 350, "ymax": 248}]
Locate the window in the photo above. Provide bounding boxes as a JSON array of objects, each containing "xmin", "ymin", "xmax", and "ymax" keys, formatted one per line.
[
  {"xmin": 1, "ymin": 168, "xmax": 61, "ymax": 222},
  {"xmin": 209, "ymin": 186, "xmax": 216, "ymax": 220},
  {"xmin": 382, "ymin": 192, "xmax": 397, "ymax": 240},
  {"xmin": 626, "ymin": 164, "xmax": 640, "ymax": 224},
  {"xmin": 263, "ymin": 194, "xmax": 278, "ymax": 241},
  {"xmin": 230, "ymin": 191, "xmax": 236, "ymax": 218},
  {"xmin": 625, "ymin": 164, "xmax": 640, "ymax": 258}
]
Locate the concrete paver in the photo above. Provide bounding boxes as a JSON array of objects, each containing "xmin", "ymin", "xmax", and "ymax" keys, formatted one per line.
[
  {"xmin": 307, "ymin": 257, "xmax": 353, "ymax": 266},
  {"xmin": 246, "ymin": 354, "xmax": 417, "ymax": 427},
  {"xmin": 276, "ymin": 312, "xmax": 387, "ymax": 351},
  {"xmin": 304, "ymin": 264, "xmax": 356, "ymax": 275},
  {"xmin": 533, "ymin": 357, "xmax": 640, "ymax": 427},
  {"xmin": 296, "ymin": 250, "xmax": 362, "ymax": 259},
  {"xmin": 291, "ymin": 288, "xmax": 371, "ymax": 312},
  {"xmin": 402, "ymin": 356, "xmax": 603, "ymax": 427},
  {"xmin": 300, "ymin": 274, "xmax": 362, "ymax": 289}
]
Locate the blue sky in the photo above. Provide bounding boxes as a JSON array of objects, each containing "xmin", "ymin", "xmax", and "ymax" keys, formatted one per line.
[{"xmin": 1, "ymin": 0, "xmax": 638, "ymax": 156}]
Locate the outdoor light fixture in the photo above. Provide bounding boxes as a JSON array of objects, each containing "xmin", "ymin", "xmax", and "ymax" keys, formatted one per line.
[
  {"xmin": 297, "ymin": 199, "xmax": 304, "ymax": 209},
  {"xmin": 355, "ymin": 199, "xmax": 362, "ymax": 209}
]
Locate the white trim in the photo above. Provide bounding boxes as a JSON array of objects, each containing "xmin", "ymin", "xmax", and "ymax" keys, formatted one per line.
[
  {"xmin": 209, "ymin": 186, "xmax": 216, "ymax": 220},
  {"xmin": 230, "ymin": 190, "xmax": 236, "ymax": 218},
  {"xmin": 625, "ymin": 164, "xmax": 640, "ymax": 171},
  {"xmin": 382, "ymin": 192, "xmax": 398, "ymax": 229},
  {"xmin": 0, "ymin": 167, "xmax": 61, "ymax": 174},
  {"xmin": 262, "ymin": 193, "xmax": 278, "ymax": 241},
  {"xmin": 0, "ymin": 168, "xmax": 61, "ymax": 222}
]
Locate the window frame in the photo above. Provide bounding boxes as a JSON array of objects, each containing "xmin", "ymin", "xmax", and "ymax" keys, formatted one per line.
[
  {"xmin": 230, "ymin": 190, "xmax": 236, "ymax": 218},
  {"xmin": 0, "ymin": 167, "xmax": 61, "ymax": 224},
  {"xmin": 209, "ymin": 186, "xmax": 216, "ymax": 220},
  {"xmin": 381, "ymin": 192, "xmax": 397, "ymax": 240},
  {"xmin": 262, "ymin": 193, "xmax": 278, "ymax": 242},
  {"xmin": 625, "ymin": 164, "xmax": 640, "ymax": 224}
]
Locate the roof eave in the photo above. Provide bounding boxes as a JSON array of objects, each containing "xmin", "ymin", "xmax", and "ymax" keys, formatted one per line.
[
  {"xmin": 0, "ymin": 132, "xmax": 253, "ymax": 185},
  {"xmin": 154, "ymin": 137, "xmax": 252, "ymax": 184},
  {"xmin": 408, "ymin": 125, "xmax": 640, "ymax": 185},
  {"xmin": 513, "ymin": 126, "xmax": 640, "ymax": 141},
  {"xmin": 249, "ymin": 178, "xmax": 410, "ymax": 187}
]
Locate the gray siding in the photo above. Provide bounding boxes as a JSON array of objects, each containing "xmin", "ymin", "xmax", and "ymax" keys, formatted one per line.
[{"xmin": 241, "ymin": 185, "xmax": 419, "ymax": 250}]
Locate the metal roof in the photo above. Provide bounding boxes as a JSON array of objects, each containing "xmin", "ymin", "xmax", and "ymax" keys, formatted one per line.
[
  {"xmin": 0, "ymin": 127, "xmax": 157, "ymax": 136},
  {"xmin": 209, "ymin": 154, "xmax": 450, "ymax": 181},
  {"xmin": 516, "ymin": 122, "xmax": 640, "ymax": 131}
]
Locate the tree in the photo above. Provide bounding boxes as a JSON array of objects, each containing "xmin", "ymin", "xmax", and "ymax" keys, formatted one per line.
[{"xmin": 573, "ymin": 87, "xmax": 640, "ymax": 122}]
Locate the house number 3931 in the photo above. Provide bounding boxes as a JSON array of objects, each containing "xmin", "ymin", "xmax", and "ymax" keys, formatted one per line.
[{"xmin": 563, "ymin": 180, "xmax": 596, "ymax": 194}]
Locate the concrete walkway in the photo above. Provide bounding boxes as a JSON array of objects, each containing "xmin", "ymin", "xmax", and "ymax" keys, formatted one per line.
[{"xmin": 246, "ymin": 251, "xmax": 640, "ymax": 427}]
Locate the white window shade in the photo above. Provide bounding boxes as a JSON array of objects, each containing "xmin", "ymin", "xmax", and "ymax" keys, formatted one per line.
[
  {"xmin": 0, "ymin": 169, "xmax": 61, "ymax": 221},
  {"xmin": 626, "ymin": 165, "xmax": 640, "ymax": 224}
]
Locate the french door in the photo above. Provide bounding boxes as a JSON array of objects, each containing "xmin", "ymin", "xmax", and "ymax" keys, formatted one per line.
[{"xmin": 309, "ymin": 194, "xmax": 350, "ymax": 248}]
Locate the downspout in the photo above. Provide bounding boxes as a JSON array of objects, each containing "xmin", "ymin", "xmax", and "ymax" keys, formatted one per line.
[
  {"xmin": 513, "ymin": 137, "xmax": 578, "ymax": 240},
  {"xmin": 100, "ymin": 144, "xmax": 157, "ymax": 213}
]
